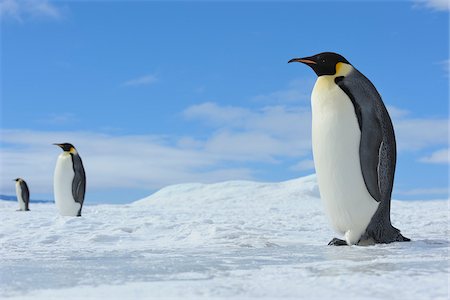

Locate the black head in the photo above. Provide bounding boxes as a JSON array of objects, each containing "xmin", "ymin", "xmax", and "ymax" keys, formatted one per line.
[
  {"xmin": 288, "ymin": 52, "xmax": 350, "ymax": 76},
  {"xmin": 13, "ymin": 178, "xmax": 22, "ymax": 182},
  {"xmin": 54, "ymin": 143, "xmax": 76, "ymax": 152}
]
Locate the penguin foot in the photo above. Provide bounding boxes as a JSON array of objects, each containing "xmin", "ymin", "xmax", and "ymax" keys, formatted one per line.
[{"xmin": 328, "ymin": 238, "xmax": 348, "ymax": 246}]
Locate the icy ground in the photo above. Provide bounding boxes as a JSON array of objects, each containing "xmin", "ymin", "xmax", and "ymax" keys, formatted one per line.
[{"xmin": 1, "ymin": 175, "xmax": 449, "ymax": 299}]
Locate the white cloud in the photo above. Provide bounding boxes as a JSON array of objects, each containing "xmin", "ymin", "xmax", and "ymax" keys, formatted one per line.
[
  {"xmin": 251, "ymin": 78, "xmax": 313, "ymax": 103},
  {"xmin": 387, "ymin": 106, "xmax": 449, "ymax": 169},
  {"xmin": 38, "ymin": 113, "xmax": 79, "ymax": 125},
  {"xmin": 394, "ymin": 117, "xmax": 448, "ymax": 151},
  {"xmin": 122, "ymin": 74, "xmax": 158, "ymax": 87},
  {"xmin": 414, "ymin": 0, "xmax": 450, "ymax": 11},
  {"xmin": 386, "ymin": 105, "xmax": 411, "ymax": 119},
  {"xmin": 184, "ymin": 102, "xmax": 249, "ymax": 127},
  {"xmin": 396, "ymin": 187, "xmax": 449, "ymax": 196},
  {"xmin": 290, "ymin": 159, "xmax": 315, "ymax": 172},
  {"xmin": 0, "ymin": 0, "xmax": 63, "ymax": 21},
  {"xmin": 183, "ymin": 103, "xmax": 312, "ymax": 160},
  {"xmin": 1, "ymin": 98, "xmax": 447, "ymax": 198},
  {"xmin": 0, "ymin": 129, "xmax": 254, "ymax": 196},
  {"xmin": 0, "ymin": 102, "xmax": 314, "ymax": 196},
  {"xmin": 419, "ymin": 148, "xmax": 450, "ymax": 164},
  {"xmin": 441, "ymin": 59, "xmax": 450, "ymax": 75},
  {"xmin": 387, "ymin": 105, "xmax": 448, "ymax": 152}
]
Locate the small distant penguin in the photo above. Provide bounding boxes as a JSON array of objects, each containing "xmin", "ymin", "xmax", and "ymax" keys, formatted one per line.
[
  {"xmin": 53, "ymin": 143, "xmax": 86, "ymax": 217},
  {"xmin": 288, "ymin": 52, "xmax": 409, "ymax": 246},
  {"xmin": 14, "ymin": 178, "xmax": 30, "ymax": 211}
]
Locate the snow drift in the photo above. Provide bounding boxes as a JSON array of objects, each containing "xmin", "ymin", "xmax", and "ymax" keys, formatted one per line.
[{"xmin": 0, "ymin": 175, "xmax": 448, "ymax": 299}]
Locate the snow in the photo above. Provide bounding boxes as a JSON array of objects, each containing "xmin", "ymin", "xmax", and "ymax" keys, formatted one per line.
[{"xmin": 1, "ymin": 175, "xmax": 449, "ymax": 299}]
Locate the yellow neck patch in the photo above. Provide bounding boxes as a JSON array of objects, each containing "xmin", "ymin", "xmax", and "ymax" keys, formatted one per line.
[{"xmin": 335, "ymin": 62, "xmax": 353, "ymax": 77}]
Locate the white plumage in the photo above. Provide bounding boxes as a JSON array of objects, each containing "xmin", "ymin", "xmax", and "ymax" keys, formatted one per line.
[
  {"xmin": 54, "ymin": 152, "xmax": 81, "ymax": 216},
  {"xmin": 15, "ymin": 181, "xmax": 26, "ymax": 211},
  {"xmin": 311, "ymin": 74, "xmax": 379, "ymax": 245}
]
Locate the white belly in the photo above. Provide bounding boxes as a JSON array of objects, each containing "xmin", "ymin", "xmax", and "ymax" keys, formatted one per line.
[
  {"xmin": 15, "ymin": 183, "xmax": 26, "ymax": 211},
  {"xmin": 311, "ymin": 76, "xmax": 379, "ymax": 245},
  {"xmin": 54, "ymin": 153, "xmax": 81, "ymax": 216}
]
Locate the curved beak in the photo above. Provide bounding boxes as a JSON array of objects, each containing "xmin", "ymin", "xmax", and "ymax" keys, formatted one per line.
[
  {"xmin": 53, "ymin": 143, "xmax": 62, "ymax": 148},
  {"xmin": 288, "ymin": 57, "xmax": 317, "ymax": 65}
]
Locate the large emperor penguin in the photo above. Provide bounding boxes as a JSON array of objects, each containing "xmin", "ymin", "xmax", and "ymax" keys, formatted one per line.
[
  {"xmin": 288, "ymin": 52, "xmax": 410, "ymax": 246},
  {"xmin": 53, "ymin": 143, "xmax": 86, "ymax": 217},
  {"xmin": 14, "ymin": 178, "xmax": 30, "ymax": 211}
]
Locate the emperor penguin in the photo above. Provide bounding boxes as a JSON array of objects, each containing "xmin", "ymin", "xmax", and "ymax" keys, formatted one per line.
[
  {"xmin": 14, "ymin": 178, "xmax": 30, "ymax": 211},
  {"xmin": 288, "ymin": 52, "xmax": 410, "ymax": 246},
  {"xmin": 53, "ymin": 143, "xmax": 86, "ymax": 217}
]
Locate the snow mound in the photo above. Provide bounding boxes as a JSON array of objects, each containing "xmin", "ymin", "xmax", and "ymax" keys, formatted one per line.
[
  {"xmin": 133, "ymin": 174, "xmax": 319, "ymax": 206},
  {"xmin": 1, "ymin": 175, "xmax": 448, "ymax": 300}
]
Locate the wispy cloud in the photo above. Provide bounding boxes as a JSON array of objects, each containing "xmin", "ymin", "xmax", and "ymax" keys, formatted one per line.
[
  {"xmin": 184, "ymin": 102, "xmax": 312, "ymax": 161},
  {"xmin": 413, "ymin": 0, "xmax": 449, "ymax": 11},
  {"xmin": 396, "ymin": 187, "xmax": 449, "ymax": 196},
  {"xmin": 440, "ymin": 59, "xmax": 450, "ymax": 75},
  {"xmin": 0, "ymin": 129, "xmax": 254, "ymax": 195},
  {"xmin": 251, "ymin": 78, "xmax": 313, "ymax": 103},
  {"xmin": 122, "ymin": 74, "xmax": 158, "ymax": 87},
  {"xmin": 388, "ymin": 106, "xmax": 449, "ymax": 151},
  {"xmin": 419, "ymin": 148, "xmax": 450, "ymax": 164},
  {"xmin": 0, "ymin": 102, "xmax": 314, "ymax": 195},
  {"xmin": 37, "ymin": 113, "xmax": 79, "ymax": 125},
  {"xmin": 290, "ymin": 159, "xmax": 315, "ymax": 172},
  {"xmin": 1, "ymin": 98, "xmax": 447, "ymax": 199},
  {"xmin": 0, "ymin": 0, "xmax": 63, "ymax": 21}
]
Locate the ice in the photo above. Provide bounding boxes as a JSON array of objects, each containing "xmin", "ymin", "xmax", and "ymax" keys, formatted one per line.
[{"xmin": 0, "ymin": 175, "xmax": 448, "ymax": 299}]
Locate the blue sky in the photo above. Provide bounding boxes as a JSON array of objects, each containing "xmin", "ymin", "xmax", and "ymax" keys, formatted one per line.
[{"xmin": 0, "ymin": 0, "xmax": 448, "ymax": 203}]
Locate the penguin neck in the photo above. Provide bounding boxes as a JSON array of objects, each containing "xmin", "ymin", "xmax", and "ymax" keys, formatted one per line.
[
  {"xmin": 314, "ymin": 63, "xmax": 354, "ymax": 91},
  {"xmin": 335, "ymin": 62, "xmax": 353, "ymax": 77},
  {"xmin": 60, "ymin": 152, "xmax": 72, "ymax": 159}
]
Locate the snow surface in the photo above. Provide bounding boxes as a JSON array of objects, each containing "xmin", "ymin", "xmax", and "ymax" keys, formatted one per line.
[{"xmin": 1, "ymin": 175, "xmax": 449, "ymax": 299}]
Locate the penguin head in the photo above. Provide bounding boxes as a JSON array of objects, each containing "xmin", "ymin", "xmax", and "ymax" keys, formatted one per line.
[
  {"xmin": 288, "ymin": 52, "xmax": 350, "ymax": 77},
  {"xmin": 54, "ymin": 143, "xmax": 77, "ymax": 153},
  {"xmin": 13, "ymin": 178, "xmax": 22, "ymax": 182}
]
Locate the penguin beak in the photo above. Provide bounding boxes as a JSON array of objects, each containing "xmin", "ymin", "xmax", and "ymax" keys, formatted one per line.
[
  {"xmin": 288, "ymin": 57, "xmax": 317, "ymax": 65},
  {"xmin": 53, "ymin": 143, "xmax": 63, "ymax": 148}
]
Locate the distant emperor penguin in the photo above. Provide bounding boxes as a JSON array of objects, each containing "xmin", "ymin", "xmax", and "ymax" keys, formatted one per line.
[
  {"xmin": 14, "ymin": 178, "xmax": 30, "ymax": 211},
  {"xmin": 288, "ymin": 52, "xmax": 410, "ymax": 246},
  {"xmin": 53, "ymin": 143, "xmax": 86, "ymax": 217}
]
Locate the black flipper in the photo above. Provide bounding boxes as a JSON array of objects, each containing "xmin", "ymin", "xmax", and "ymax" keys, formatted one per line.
[
  {"xmin": 70, "ymin": 153, "xmax": 86, "ymax": 217},
  {"xmin": 335, "ymin": 69, "xmax": 409, "ymax": 244},
  {"xmin": 20, "ymin": 180, "xmax": 30, "ymax": 211}
]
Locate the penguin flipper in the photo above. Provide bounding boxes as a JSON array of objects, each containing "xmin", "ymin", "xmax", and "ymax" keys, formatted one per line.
[
  {"xmin": 335, "ymin": 73, "xmax": 387, "ymax": 203},
  {"xmin": 21, "ymin": 181, "xmax": 30, "ymax": 210},
  {"xmin": 71, "ymin": 154, "xmax": 86, "ymax": 208}
]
